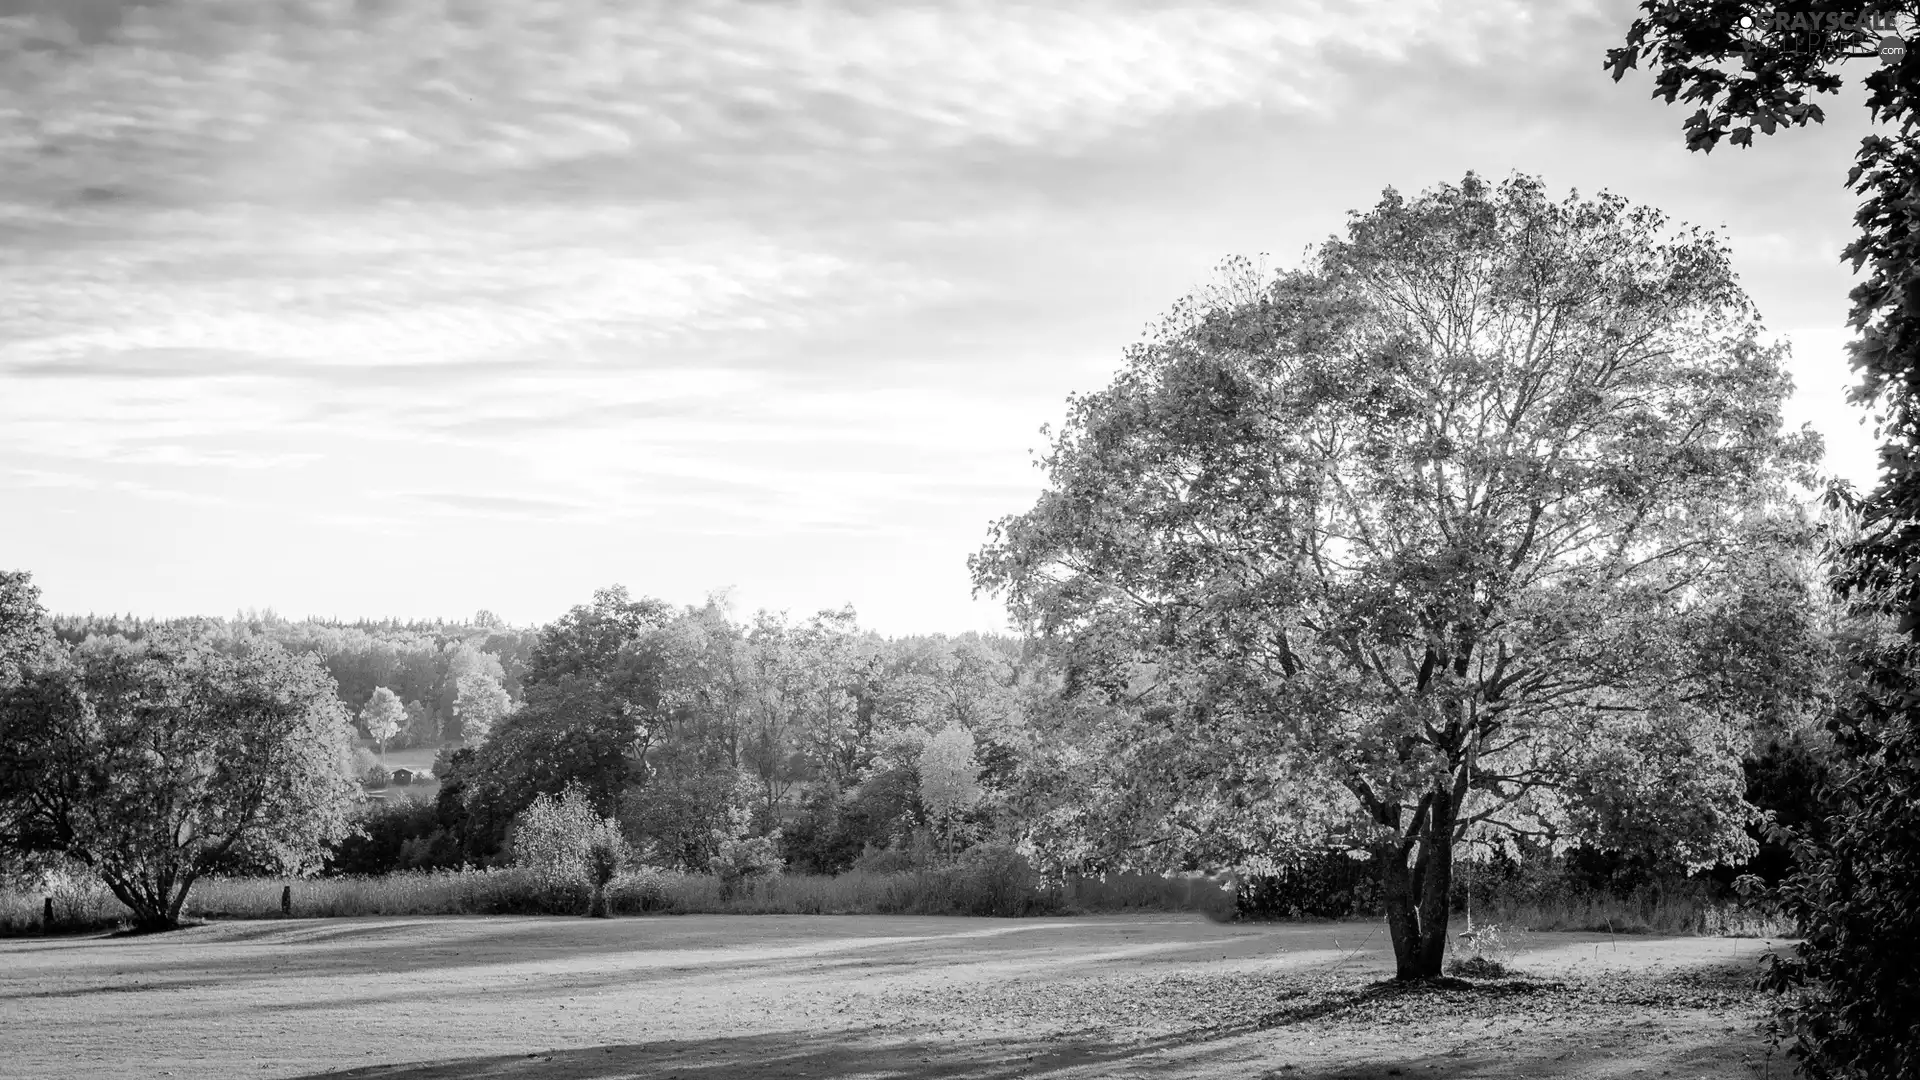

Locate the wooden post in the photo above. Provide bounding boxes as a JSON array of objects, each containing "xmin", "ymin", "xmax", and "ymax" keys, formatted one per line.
[
  {"xmin": 42, "ymin": 897, "xmax": 53, "ymax": 932},
  {"xmin": 280, "ymin": 885, "xmax": 292, "ymax": 917}
]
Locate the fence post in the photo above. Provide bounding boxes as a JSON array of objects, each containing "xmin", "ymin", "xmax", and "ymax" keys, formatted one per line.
[
  {"xmin": 281, "ymin": 884, "xmax": 292, "ymax": 917},
  {"xmin": 42, "ymin": 896, "xmax": 53, "ymax": 933}
]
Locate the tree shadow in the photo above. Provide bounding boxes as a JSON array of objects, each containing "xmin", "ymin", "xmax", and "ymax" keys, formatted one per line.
[{"xmin": 280, "ymin": 1019, "xmax": 1773, "ymax": 1080}]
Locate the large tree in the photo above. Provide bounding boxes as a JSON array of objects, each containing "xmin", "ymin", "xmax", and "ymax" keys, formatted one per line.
[
  {"xmin": 1606, "ymin": 5, "xmax": 1920, "ymax": 1076},
  {"xmin": 972, "ymin": 173, "xmax": 1821, "ymax": 979},
  {"xmin": 451, "ymin": 587, "xmax": 675, "ymax": 856},
  {"xmin": 0, "ymin": 631, "xmax": 359, "ymax": 930}
]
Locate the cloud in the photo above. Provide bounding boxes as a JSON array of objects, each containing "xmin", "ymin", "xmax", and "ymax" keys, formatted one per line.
[
  {"xmin": 7, "ymin": 467, "xmax": 102, "ymax": 490},
  {"xmin": 0, "ymin": 1, "xmax": 1477, "ymax": 196},
  {"xmin": 1, "ymin": 347, "xmax": 280, "ymax": 380},
  {"xmin": 0, "ymin": 205, "xmax": 875, "ymax": 365},
  {"xmin": 406, "ymin": 491, "xmax": 594, "ymax": 520},
  {"xmin": 0, "ymin": 0, "xmax": 1878, "ymax": 634}
]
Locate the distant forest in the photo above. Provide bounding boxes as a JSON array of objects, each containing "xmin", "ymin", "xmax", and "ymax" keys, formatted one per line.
[{"xmin": 46, "ymin": 610, "xmax": 542, "ymax": 750}]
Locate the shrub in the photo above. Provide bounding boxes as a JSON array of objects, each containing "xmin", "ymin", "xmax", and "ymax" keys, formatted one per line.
[
  {"xmin": 324, "ymin": 797, "xmax": 458, "ymax": 876},
  {"xmin": 362, "ymin": 765, "xmax": 391, "ymax": 789},
  {"xmin": 513, "ymin": 784, "xmax": 628, "ymax": 915},
  {"xmin": 947, "ymin": 842, "xmax": 1038, "ymax": 916},
  {"xmin": 1064, "ymin": 870, "xmax": 1241, "ymax": 921},
  {"xmin": 712, "ymin": 831, "xmax": 784, "ymax": 901},
  {"xmin": 1762, "ymin": 667, "xmax": 1920, "ymax": 1080},
  {"xmin": 1236, "ymin": 849, "xmax": 1382, "ymax": 919},
  {"xmin": 606, "ymin": 869, "xmax": 676, "ymax": 913}
]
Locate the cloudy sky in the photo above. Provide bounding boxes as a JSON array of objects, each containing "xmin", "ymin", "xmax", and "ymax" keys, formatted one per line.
[{"xmin": 0, "ymin": 0, "xmax": 1891, "ymax": 634}]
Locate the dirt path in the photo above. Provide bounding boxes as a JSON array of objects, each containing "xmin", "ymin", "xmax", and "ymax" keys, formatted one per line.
[{"xmin": 0, "ymin": 915, "xmax": 1792, "ymax": 1079}]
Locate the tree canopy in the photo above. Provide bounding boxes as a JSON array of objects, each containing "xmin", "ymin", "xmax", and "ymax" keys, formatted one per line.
[
  {"xmin": 973, "ymin": 172, "xmax": 1822, "ymax": 978},
  {"xmin": 0, "ymin": 630, "xmax": 359, "ymax": 929},
  {"xmin": 1608, "ymin": 5, "xmax": 1920, "ymax": 1075}
]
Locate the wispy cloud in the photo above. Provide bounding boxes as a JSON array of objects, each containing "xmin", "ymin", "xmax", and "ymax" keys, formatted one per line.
[
  {"xmin": 408, "ymin": 492, "xmax": 595, "ymax": 520},
  {"xmin": 0, "ymin": 0, "xmax": 1881, "ymax": 633},
  {"xmin": 2, "ymin": 1, "xmax": 1520, "ymax": 200}
]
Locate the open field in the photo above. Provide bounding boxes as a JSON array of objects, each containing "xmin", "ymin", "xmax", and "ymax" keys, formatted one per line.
[
  {"xmin": 353, "ymin": 744, "xmax": 443, "ymax": 772},
  {"xmin": 353, "ymin": 742, "xmax": 445, "ymax": 801},
  {"xmin": 0, "ymin": 914, "xmax": 1788, "ymax": 1079}
]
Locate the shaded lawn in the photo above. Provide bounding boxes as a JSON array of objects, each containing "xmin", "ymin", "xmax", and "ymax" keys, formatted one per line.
[{"xmin": 0, "ymin": 914, "xmax": 1789, "ymax": 1080}]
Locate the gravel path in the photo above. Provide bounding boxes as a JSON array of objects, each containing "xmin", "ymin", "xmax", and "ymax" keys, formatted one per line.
[{"xmin": 0, "ymin": 914, "xmax": 1790, "ymax": 1079}]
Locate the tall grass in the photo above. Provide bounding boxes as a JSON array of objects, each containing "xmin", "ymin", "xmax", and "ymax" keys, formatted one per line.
[
  {"xmin": 0, "ymin": 863, "xmax": 1783, "ymax": 937},
  {"xmin": 0, "ymin": 866, "xmax": 123, "ymax": 935},
  {"xmin": 1471, "ymin": 884, "xmax": 1795, "ymax": 938},
  {"xmin": 1, "ymin": 864, "xmax": 1240, "ymax": 933}
]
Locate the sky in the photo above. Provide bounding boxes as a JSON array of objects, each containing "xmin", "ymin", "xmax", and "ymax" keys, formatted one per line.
[{"xmin": 0, "ymin": 0, "xmax": 1894, "ymax": 636}]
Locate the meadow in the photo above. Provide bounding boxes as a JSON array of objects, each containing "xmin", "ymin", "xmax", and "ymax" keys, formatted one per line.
[{"xmin": 0, "ymin": 913, "xmax": 1787, "ymax": 1079}]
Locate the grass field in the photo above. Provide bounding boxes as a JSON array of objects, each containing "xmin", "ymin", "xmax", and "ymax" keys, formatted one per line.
[
  {"xmin": 0, "ymin": 914, "xmax": 1789, "ymax": 1079},
  {"xmin": 354, "ymin": 741, "xmax": 446, "ymax": 801}
]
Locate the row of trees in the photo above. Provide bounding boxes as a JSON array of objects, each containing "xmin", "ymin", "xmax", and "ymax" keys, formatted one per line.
[
  {"xmin": 48, "ymin": 612, "xmax": 535, "ymax": 749},
  {"xmin": 436, "ymin": 591, "xmax": 1042, "ymax": 876},
  {"xmin": 1, "ymin": 570, "xmax": 1066, "ymax": 920}
]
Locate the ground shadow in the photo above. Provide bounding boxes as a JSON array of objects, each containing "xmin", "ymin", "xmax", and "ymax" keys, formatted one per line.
[{"xmin": 282, "ymin": 1020, "xmax": 1772, "ymax": 1080}]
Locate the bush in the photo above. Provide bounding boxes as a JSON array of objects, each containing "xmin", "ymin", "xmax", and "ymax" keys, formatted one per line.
[
  {"xmin": 606, "ymin": 869, "xmax": 676, "ymax": 913},
  {"xmin": 1762, "ymin": 658, "xmax": 1920, "ymax": 1080},
  {"xmin": 362, "ymin": 765, "xmax": 390, "ymax": 789},
  {"xmin": 1236, "ymin": 849, "xmax": 1381, "ymax": 919},
  {"xmin": 324, "ymin": 798, "xmax": 460, "ymax": 876},
  {"xmin": 850, "ymin": 843, "xmax": 921, "ymax": 875},
  {"xmin": 513, "ymin": 784, "xmax": 628, "ymax": 915},
  {"xmin": 947, "ymin": 843, "xmax": 1038, "ymax": 916},
  {"xmin": 1064, "ymin": 870, "xmax": 1240, "ymax": 921},
  {"xmin": 1452, "ymin": 847, "xmax": 1789, "ymax": 937},
  {"xmin": 712, "ymin": 831, "xmax": 784, "ymax": 900}
]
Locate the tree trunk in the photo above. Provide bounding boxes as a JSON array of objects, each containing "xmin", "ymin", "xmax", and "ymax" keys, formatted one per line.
[
  {"xmin": 164, "ymin": 870, "xmax": 198, "ymax": 927},
  {"xmin": 1375, "ymin": 789, "xmax": 1456, "ymax": 980},
  {"xmin": 1377, "ymin": 838, "xmax": 1425, "ymax": 979},
  {"xmin": 1416, "ymin": 790, "xmax": 1455, "ymax": 975},
  {"xmin": 104, "ymin": 873, "xmax": 173, "ymax": 932}
]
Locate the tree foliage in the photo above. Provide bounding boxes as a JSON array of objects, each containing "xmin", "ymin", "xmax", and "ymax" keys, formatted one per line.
[
  {"xmin": 972, "ymin": 172, "xmax": 1821, "ymax": 978},
  {"xmin": 360, "ymin": 686, "xmax": 404, "ymax": 755},
  {"xmin": 1607, "ymin": 6, "xmax": 1920, "ymax": 1075},
  {"xmin": 513, "ymin": 783, "xmax": 628, "ymax": 915},
  {"xmin": 0, "ymin": 570, "xmax": 53, "ymax": 686},
  {"xmin": 453, "ymin": 671, "xmax": 511, "ymax": 746},
  {"xmin": 451, "ymin": 587, "xmax": 676, "ymax": 854},
  {"xmin": 918, "ymin": 723, "xmax": 983, "ymax": 850},
  {"xmin": 0, "ymin": 631, "xmax": 359, "ymax": 929}
]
